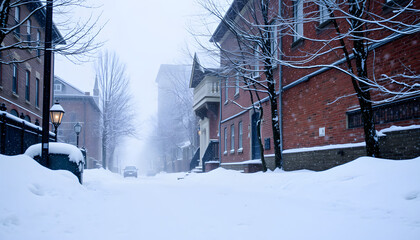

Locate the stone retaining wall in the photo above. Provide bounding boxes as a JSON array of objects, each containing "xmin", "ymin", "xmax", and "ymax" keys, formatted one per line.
[{"xmin": 283, "ymin": 127, "xmax": 420, "ymax": 171}]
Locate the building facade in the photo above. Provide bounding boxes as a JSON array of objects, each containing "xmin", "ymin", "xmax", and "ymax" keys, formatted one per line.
[
  {"xmin": 54, "ymin": 76, "xmax": 102, "ymax": 169},
  {"xmin": 0, "ymin": 0, "xmax": 63, "ymax": 125},
  {"xmin": 155, "ymin": 64, "xmax": 198, "ymax": 173},
  {"xmin": 210, "ymin": 0, "xmax": 419, "ymax": 171}
]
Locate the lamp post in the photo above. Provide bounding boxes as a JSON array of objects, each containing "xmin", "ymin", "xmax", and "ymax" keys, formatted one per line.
[
  {"xmin": 50, "ymin": 101, "xmax": 65, "ymax": 142},
  {"xmin": 74, "ymin": 122, "xmax": 82, "ymax": 147},
  {"xmin": 41, "ymin": 0, "xmax": 54, "ymax": 169}
]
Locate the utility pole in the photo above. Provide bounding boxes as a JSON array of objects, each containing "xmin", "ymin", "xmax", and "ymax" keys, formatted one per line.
[{"xmin": 41, "ymin": 0, "xmax": 53, "ymax": 167}]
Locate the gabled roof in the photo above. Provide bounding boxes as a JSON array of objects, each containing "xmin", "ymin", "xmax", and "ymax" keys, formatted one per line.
[
  {"xmin": 189, "ymin": 53, "xmax": 204, "ymax": 88},
  {"xmin": 54, "ymin": 76, "xmax": 85, "ymax": 95},
  {"xmin": 210, "ymin": 0, "xmax": 249, "ymax": 43},
  {"xmin": 189, "ymin": 53, "xmax": 221, "ymax": 88}
]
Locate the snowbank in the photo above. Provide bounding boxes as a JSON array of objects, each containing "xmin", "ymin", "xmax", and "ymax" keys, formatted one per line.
[
  {"xmin": 25, "ymin": 142, "xmax": 84, "ymax": 164},
  {"xmin": 0, "ymin": 154, "xmax": 419, "ymax": 240}
]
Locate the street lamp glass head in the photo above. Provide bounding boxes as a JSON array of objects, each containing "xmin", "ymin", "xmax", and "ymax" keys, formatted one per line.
[
  {"xmin": 50, "ymin": 101, "xmax": 65, "ymax": 127},
  {"xmin": 74, "ymin": 122, "xmax": 82, "ymax": 134}
]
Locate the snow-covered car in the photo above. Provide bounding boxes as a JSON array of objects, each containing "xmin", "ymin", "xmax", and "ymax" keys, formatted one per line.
[{"xmin": 123, "ymin": 166, "xmax": 138, "ymax": 178}]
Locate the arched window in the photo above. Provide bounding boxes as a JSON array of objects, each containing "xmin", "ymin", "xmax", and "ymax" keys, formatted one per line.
[
  {"xmin": 24, "ymin": 115, "xmax": 31, "ymax": 123},
  {"xmin": 10, "ymin": 109, "xmax": 18, "ymax": 117}
]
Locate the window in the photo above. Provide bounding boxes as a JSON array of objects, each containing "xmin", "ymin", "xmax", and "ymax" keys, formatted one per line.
[
  {"xmin": 35, "ymin": 78, "xmax": 40, "ymax": 107},
  {"xmin": 319, "ymin": 0, "xmax": 333, "ymax": 24},
  {"xmin": 224, "ymin": 78, "xmax": 228, "ymax": 103},
  {"xmin": 54, "ymin": 83, "xmax": 62, "ymax": 92},
  {"xmin": 10, "ymin": 109, "xmax": 18, "ymax": 117},
  {"xmin": 235, "ymin": 72, "xmax": 239, "ymax": 95},
  {"xmin": 230, "ymin": 124, "xmax": 235, "ymax": 152},
  {"xmin": 238, "ymin": 121, "xmax": 243, "ymax": 150},
  {"xmin": 25, "ymin": 71, "xmax": 30, "ymax": 101},
  {"xmin": 36, "ymin": 30, "xmax": 41, "ymax": 57},
  {"xmin": 12, "ymin": 63, "xmax": 18, "ymax": 94},
  {"xmin": 347, "ymin": 96, "xmax": 420, "ymax": 129},
  {"xmin": 224, "ymin": 127, "xmax": 227, "ymax": 154},
  {"xmin": 253, "ymin": 44, "xmax": 259, "ymax": 78},
  {"xmin": 14, "ymin": 7, "xmax": 20, "ymax": 37},
  {"xmin": 293, "ymin": 0, "xmax": 304, "ymax": 41},
  {"xmin": 26, "ymin": 19, "xmax": 31, "ymax": 43},
  {"xmin": 270, "ymin": 22, "xmax": 278, "ymax": 67}
]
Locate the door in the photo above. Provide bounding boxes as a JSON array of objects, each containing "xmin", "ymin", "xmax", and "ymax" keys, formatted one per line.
[{"xmin": 251, "ymin": 112, "xmax": 261, "ymax": 160}]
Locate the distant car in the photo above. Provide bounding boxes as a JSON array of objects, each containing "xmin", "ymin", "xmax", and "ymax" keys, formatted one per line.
[{"xmin": 123, "ymin": 166, "xmax": 138, "ymax": 178}]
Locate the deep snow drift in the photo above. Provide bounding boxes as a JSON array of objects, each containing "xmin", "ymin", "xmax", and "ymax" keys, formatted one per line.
[{"xmin": 0, "ymin": 154, "xmax": 419, "ymax": 240}]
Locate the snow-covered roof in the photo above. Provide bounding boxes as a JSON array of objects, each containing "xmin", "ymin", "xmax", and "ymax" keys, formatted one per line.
[
  {"xmin": 25, "ymin": 143, "xmax": 85, "ymax": 166},
  {"xmin": 54, "ymin": 76, "xmax": 85, "ymax": 95}
]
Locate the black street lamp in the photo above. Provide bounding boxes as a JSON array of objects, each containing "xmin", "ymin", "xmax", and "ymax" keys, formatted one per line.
[
  {"xmin": 74, "ymin": 122, "xmax": 82, "ymax": 147},
  {"xmin": 50, "ymin": 101, "xmax": 65, "ymax": 141}
]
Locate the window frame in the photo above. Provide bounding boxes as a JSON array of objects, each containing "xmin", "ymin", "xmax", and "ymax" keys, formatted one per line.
[
  {"xmin": 224, "ymin": 127, "xmax": 228, "ymax": 154},
  {"xmin": 54, "ymin": 83, "xmax": 62, "ymax": 92},
  {"xmin": 224, "ymin": 78, "xmax": 229, "ymax": 104},
  {"xmin": 25, "ymin": 70, "xmax": 30, "ymax": 101},
  {"xmin": 235, "ymin": 72, "xmax": 240, "ymax": 95},
  {"xmin": 230, "ymin": 124, "xmax": 235, "ymax": 153},
  {"xmin": 238, "ymin": 121, "xmax": 243, "ymax": 151},
  {"xmin": 36, "ymin": 30, "xmax": 41, "ymax": 57},
  {"xmin": 269, "ymin": 21, "xmax": 278, "ymax": 67},
  {"xmin": 26, "ymin": 19, "xmax": 31, "ymax": 43},
  {"xmin": 293, "ymin": 0, "xmax": 304, "ymax": 42},
  {"xmin": 253, "ymin": 44, "xmax": 260, "ymax": 78},
  {"xmin": 12, "ymin": 63, "xmax": 18, "ymax": 94},
  {"xmin": 14, "ymin": 6, "xmax": 20, "ymax": 37},
  {"xmin": 35, "ymin": 78, "xmax": 40, "ymax": 107},
  {"xmin": 319, "ymin": 0, "xmax": 333, "ymax": 24}
]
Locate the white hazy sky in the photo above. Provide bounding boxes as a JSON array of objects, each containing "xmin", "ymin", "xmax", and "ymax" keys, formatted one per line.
[{"xmin": 54, "ymin": 0, "xmax": 222, "ymax": 169}]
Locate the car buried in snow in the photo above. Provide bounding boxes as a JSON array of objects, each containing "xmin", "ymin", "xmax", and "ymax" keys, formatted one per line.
[{"xmin": 123, "ymin": 166, "xmax": 138, "ymax": 178}]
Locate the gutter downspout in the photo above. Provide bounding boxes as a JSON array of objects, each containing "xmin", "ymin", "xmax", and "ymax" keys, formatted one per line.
[
  {"xmin": 218, "ymin": 77, "xmax": 222, "ymax": 166},
  {"xmin": 278, "ymin": 0, "xmax": 284, "ymax": 167}
]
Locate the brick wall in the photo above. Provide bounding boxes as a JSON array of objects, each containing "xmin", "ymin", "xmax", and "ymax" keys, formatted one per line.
[{"xmin": 0, "ymin": 3, "xmax": 49, "ymax": 124}]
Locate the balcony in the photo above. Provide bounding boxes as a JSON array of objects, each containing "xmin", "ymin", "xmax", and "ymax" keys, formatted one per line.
[{"xmin": 193, "ymin": 77, "xmax": 220, "ymax": 118}]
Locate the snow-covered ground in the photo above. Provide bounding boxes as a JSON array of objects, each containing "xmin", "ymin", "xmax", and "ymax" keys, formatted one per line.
[{"xmin": 1, "ymin": 155, "xmax": 419, "ymax": 240}]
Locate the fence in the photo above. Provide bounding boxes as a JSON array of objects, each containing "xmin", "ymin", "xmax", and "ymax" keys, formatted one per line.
[
  {"xmin": 202, "ymin": 140, "xmax": 219, "ymax": 172},
  {"xmin": 0, "ymin": 109, "xmax": 55, "ymax": 155}
]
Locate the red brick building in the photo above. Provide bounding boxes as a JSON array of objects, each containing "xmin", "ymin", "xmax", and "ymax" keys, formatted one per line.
[
  {"xmin": 54, "ymin": 76, "xmax": 102, "ymax": 169},
  {"xmin": 210, "ymin": 0, "xmax": 419, "ymax": 171},
  {"xmin": 0, "ymin": 1, "xmax": 64, "ymax": 125}
]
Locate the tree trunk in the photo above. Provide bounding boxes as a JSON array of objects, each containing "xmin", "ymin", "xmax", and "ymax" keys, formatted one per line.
[
  {"xmin": 350, "ymin": 0, "xmax": 380, "ymax": 157},
  {"xmin": 330, "ymin": 0, "xmax": 380, "ymax": 157},
  {"xmin": 101, "ymin": 132, "xmax": 107, "ymax": 169}
]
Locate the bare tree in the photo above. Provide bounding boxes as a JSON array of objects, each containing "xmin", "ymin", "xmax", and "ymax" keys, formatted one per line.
[
  {"xmin": 199, "ymin": 0, "xmax": 419, "ymax": 161},
  {"xmin": 0, "ymin": 0, "xmax": 102, "ymax": 63},
  {"xmin": 155, "ymin": 64, "xmax": 197, "ymax": 172},
  {"xmin": 96, "ymin": 50, "xmax": 136, "ymax": 170},
  {"xmin": 198, "ymin": 0, "xmax": 283, "ymax": 169},
  {"xmin": 274, "ymin": 0, "xmax": 420, "ymax": 156},
  {"xmin": 164, "ymin": 65, "xmax": 198, "ymax": 150}
]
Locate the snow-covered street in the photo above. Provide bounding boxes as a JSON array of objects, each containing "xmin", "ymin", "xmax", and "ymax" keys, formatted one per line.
[{"xmin": 1, "ymin": 155, "xmax": 420, "ymax": 240}]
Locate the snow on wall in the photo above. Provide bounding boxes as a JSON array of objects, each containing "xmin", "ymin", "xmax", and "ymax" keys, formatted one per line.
[{"xmin": 25, "ymin": 143, "xmax": 84, "ymax": 164}]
